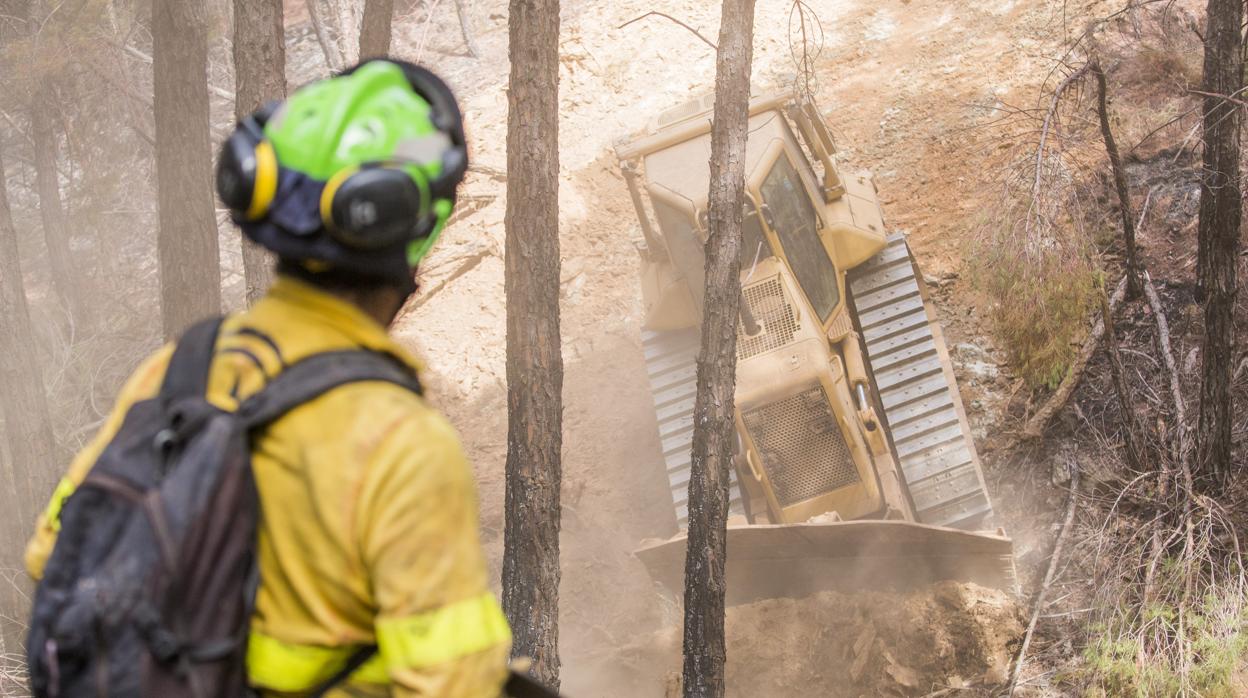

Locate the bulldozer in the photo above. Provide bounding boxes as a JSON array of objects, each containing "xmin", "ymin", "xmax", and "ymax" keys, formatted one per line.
[{"xmin": 614, "ymin": 90, "xmax": 1017, "ymax": 603}]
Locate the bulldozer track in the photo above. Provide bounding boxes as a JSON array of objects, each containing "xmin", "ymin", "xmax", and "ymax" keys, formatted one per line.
[
  {"xmin": 641, "ymin": 327, "xmax": 746, "ymax": 530},
  {"xmin": 849, "ymin": 233, "xmax": 995, "ymax": 530}
]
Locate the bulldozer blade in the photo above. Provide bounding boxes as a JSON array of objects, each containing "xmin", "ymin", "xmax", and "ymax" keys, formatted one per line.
[{"xmin": 636, "ymin": 521, "xmax": 1017, "ymax": 605}]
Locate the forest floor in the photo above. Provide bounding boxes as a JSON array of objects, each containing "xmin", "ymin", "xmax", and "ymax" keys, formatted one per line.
[{"xmin": 280, "ymin": 0, "xmax": 1234, "ymax": 695}]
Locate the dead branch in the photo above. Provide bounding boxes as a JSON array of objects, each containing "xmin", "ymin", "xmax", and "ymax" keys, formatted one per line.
[
  {"xmin": 306, "ymin": 0, "xmax": 344, "ymax": 72},
  {"xmin": 1091, "ymin": 58, "xmax": 1142, "ymax": 299},
  {"xmin": 1023, "ymin": 276, "xmax": 1128, "ymax": 438},
  {"xmin": 414, "ymin": 0, "xmax": 446, "ymax": 63},
  {"xmin": 1143, "ymin": 271, "xmax": 1189, "ymax": 459},
  {"xmin": 402, "ymin": 239, "xmax": 497, "ymax": 316},
  {"xmin": 454, "ymin": 0, "xmax": 481, "ymax": 58},
  {"xmin": 1099, "ymin": 282, "xmax": 1146, "ymax": 472},
  {"xmin": 1031, "ymin": 64, "xmax": 1091, "ymax": 218},
  {"xmin": 117, "ymin": 43, "xmax": 234, "ymax": 101},
  {"xmin": 470, "ymin": 163, "xmax": 507, "ymax": 181},
  {"xmin": 618, "ymin": 12, "xmax": 717, "ymax": 51},
  {"xmin": 1009, "ymin": 457, "xmax": 1080, "ymax": 696}
]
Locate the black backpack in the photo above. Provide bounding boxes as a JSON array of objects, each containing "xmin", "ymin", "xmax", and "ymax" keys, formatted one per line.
[{"xmin": 27, "ymin": 317, "xmax": 422, "ymax": 698}]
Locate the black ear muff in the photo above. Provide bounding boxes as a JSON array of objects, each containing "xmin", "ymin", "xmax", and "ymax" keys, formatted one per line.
[
  {"xmin": 322, "ymin": 165, "xmax": 427, "ymax": 250},
  {"xmin": 216, "ymin": 107, "xmax": 280, "ymax": 221}
]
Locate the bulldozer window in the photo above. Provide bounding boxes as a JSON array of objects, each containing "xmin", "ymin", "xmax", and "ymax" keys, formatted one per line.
[
  {"xmin": 761, "ymin": 155, "xmax": 840, "ymax": 320},
  {"xmin": 743, "ymin": 198, "xmax": 774, "ymax": 273}
]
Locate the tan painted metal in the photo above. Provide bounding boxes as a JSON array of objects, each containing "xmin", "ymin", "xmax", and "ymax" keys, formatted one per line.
[{"xmin": 617, "ymin": 90, "xmax": 1016, "ymax": 597}]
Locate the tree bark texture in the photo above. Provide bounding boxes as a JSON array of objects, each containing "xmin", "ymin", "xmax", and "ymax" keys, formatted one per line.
[
  {"xmin": 501, "ymin": 0, "xmax": 562, "ymax": 688},
  {"xmin": 0, "ymin": 145, "xmax": 55, "ymax": 656},
  {"xmin": 154, "ymin": 0, "xmax": 221, "ymax": 339},
  {"xmin": 1195, "ymin": 0, "xmax": 1241, "ymax": 481},
  {"xmin": 358, "ymin": 0, "xmax": 394, "ymax": 60},
  {"xmin": 232, "ymin": 0, "xmax": 285, "ymax": 305},
  {"xmin": 1091, "ymin": 60, "xmax": 1142, "ymax": 300},
  {"xmin": 682, "ymin": 2, "xmax": 755, "ymax": 697}
]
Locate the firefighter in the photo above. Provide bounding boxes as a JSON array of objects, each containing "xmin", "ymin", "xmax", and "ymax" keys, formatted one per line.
[{"xmin": 25, "ymin": 59, "xmax": 511, "ymax": 697}]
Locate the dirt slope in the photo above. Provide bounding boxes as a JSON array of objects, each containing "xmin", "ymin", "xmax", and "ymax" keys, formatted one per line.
[
  {"xmin": 601, "ymin": 581, "xmax": 1023, "ymax": 697},
  {"xmin": 325, "ymin": 0, "xmax": 1105, "ymax": 694}
]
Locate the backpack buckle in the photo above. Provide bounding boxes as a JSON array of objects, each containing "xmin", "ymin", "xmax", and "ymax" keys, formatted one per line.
[{"xmin": 153, "ymin": 428, "xmax": 178, "ymax": 453}]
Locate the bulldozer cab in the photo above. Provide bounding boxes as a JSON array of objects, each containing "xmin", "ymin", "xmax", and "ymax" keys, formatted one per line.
[
  {"xmin": 620, "ymin": 94, "xmax": 885, "ymax": 333},
  {"xmin": 616, "ymin": 91, "xmax": 1015, "ymax": 599}
]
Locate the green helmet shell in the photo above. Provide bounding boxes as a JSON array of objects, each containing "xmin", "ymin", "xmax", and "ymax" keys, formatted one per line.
[{"xmin": 264, "ymin": 61, "xmax": 451, "ymax": 266}]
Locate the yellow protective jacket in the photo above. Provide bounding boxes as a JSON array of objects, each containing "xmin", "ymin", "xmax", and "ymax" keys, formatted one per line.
[{"xmin": 25, "ymin": 277, "xmax": 511, "ymax": 697}]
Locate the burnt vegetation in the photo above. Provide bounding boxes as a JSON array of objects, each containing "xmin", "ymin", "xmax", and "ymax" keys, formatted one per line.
[{"xmin": 978, "ymin": 3, "xmax": 1248, "ymax": 695}]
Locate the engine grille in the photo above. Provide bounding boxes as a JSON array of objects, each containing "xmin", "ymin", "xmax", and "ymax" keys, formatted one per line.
[
  {"xmin": 738, "ymin": 276, "xmax": 800, "ymax": 360},
  {"xmin": 742, "ymin": 386, "xmax": 860, "ymax": 507}
]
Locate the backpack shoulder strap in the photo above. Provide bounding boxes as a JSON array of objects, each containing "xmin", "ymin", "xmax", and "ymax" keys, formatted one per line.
[
  {"xmin": 159, "ymin": 317, "xmax": 225, "ymax": 404},
  {"xmin": 238, "ymin": 350, "xmax": 423, "ymax": 429}
]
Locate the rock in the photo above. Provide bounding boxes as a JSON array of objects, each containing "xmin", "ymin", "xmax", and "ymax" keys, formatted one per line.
[{"xmin": 1051, "ymin": 458, "xmax": 1072, "ymax": 486}]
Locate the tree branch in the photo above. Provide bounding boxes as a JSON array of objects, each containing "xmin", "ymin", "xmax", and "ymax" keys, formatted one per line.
[
  {"xmin": 1008, "ymin": 457, "xmax": 1079, "ymax": 696},
  {"xmin": 618, "ymin": 12, "xmax": 716, "ymax": 51}
]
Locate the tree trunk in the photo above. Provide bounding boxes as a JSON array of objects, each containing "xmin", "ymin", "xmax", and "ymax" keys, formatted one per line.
[
  {"xmin": 154, "ymin": 0, "xmax": 221, "ymax": 339},
  {"xmin": 1194, "ymin": 0, "xmax": 1242, "ymax": 481},
  {"xmin": 29, "ymin": 90, "xmax": 87, "ymax": 324},
  {"xmin": 358, "ymin": 0, "xmax": 393, "ymax": 60},
  {"xmin": 501, "ymin": 0, "xmax": 561, "ymax": 688},
  {"xmin": 682, "ymin": 2, "xmax": 755, "ymax": 697},
  {"xmin": 1091, "ymin": 60, "xmax": 1142, "ymax": 300},
  {"xmin": 23, "ymin": 1, "xmax": 87, "ymax": 326},
  {"xmin": 0, "ymin": 144, "xmax": 55, "ymax": 662},
  {"xmin": 232, "ymin": 0, "xmax": 285, "ymax": 305}
]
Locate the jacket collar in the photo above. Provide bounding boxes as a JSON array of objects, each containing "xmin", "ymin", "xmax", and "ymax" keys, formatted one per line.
[{"xmin": 257, "ymin": 276, "xmax": 423, "ymax": 374}]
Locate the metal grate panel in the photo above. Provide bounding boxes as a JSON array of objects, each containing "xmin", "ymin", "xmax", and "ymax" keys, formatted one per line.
[
  {"xmin": 743, "ymin": 387, "xmax": 859, "ymax": 506},
  {"xmin": 738, "ymin": 276, "xmax": 800, "ymax": 359}
]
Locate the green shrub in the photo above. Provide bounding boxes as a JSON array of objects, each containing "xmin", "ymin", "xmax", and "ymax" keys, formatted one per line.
[
  {"xmin": 1079, "ymin": 593, "xmax": 1248, "ymax": 697},
  {"xmin": 970, "ymin": 209, "xmax": 1097, "ymax": 390}
]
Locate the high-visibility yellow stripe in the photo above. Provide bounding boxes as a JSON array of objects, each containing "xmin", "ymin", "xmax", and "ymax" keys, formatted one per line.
[
  {"xmin": 44, "ymin": 477, "xmax": 77, "ymax": 532},
  {"xmin": 377, "ymin": 592, "xmax": 511, "ymax": 670},
  {"xmin": 246, "ymin": 594, "xmax": 508, "ymax": 692},
  {"xmin": 246, "ymin": 632, "xmax": 387, "ymax": 692}
]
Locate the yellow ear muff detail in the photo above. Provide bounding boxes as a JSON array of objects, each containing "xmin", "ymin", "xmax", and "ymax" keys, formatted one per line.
[
  {"xmin": 320, "ymin": 166, "xmax": 360, "ymax": 230},
  {"xmin": 246, "ymin": 140, "xmax": 279, "ymax": 221}
]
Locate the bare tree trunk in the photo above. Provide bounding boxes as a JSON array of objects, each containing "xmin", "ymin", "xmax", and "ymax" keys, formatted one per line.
[
  {"xmin": 0, "ymin": 144, "xmax": 54, "ymax": 660},
  {"xmin": 1091, "ymin": 59, "xmax": 1142, "ymax": 300},
  {"xmin": 682, "ymin": 2, "xmax": 755, "ymax": 696},
  {"xmin": 24, "ymin": 0, "xmax": 87, "ymax": 323},
  {"xmin": 501, "ymin": 0, "xmax": 561, "ymax": 688},
  {"xmin": 29, "ymin": 92, "xmax": 87, "ymax": 324},
  {"xmin": 232, "ymin": 0, "xmax": 285, "ymax": 305},
  {"xmin": 1194, "ymin": 0, "xmax": 1242, "ymax": 481},
  {"xmin": 358, "ymin": 0, "xmax": 394, "ymax": 60},
  {"xmin": 154, "ymin": 0, "xmax": 221, "ymax": 338}
]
